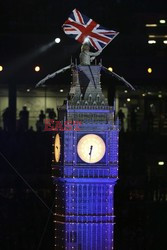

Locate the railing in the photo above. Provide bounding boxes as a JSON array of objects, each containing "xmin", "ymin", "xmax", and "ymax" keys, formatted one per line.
[{"xmin": 62, "ymin": 167, "xmax": 118, "ymax": 179}]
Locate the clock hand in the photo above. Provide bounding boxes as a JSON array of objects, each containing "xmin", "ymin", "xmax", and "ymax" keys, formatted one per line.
[
  {"xmin": 89, "ymin": 145, "xmax": 93, "ymax": 155},
  {"xmin": 56, "ymin": 146, "xmax": 58, "ymax": 150},
  {"xmin": 89, "ymin": 145, "xmax": 93, "ymax": 161}
]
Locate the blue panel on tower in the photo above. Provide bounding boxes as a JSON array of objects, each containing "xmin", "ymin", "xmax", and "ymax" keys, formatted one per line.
[{"xmin": 53, "ymin": 65, "xmax": 119, "ymax": 250}]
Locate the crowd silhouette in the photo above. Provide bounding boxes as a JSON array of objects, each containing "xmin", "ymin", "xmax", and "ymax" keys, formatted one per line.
[
  {"xmin": 2, "ymin": 106, "xmax": 57, "ymax": 132},
  {"xmin": 1, "ymin": 105, "xmax": 167, "ymax": 134}
]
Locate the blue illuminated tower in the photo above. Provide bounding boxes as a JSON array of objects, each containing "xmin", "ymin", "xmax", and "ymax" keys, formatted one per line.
[{"xmin": 53, "ymin": 65, "xmax": 119, "ymax": 249}]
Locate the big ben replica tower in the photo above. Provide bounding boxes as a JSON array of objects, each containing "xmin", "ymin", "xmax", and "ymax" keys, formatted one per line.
[{"xmin": 52, "ymin": 49, "xmax": 119, "ymax": 249}]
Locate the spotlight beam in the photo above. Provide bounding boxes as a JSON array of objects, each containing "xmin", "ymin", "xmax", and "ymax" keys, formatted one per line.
[{"xmin": 6, "ymin": 41, "xmax": 56, "ymax": 78}]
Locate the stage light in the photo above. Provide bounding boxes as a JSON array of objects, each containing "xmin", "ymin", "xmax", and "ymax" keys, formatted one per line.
[
  {"xmin": 124, "ymin": 90, "xmax": 128, "ymax": 93},
  {"xmin": 0, "ymin": 65, "xmax": 3, "ymax": 71},
  {"xmin": 142, "ymin": 93, "xmax": 146, "ymax": 97},
  {"xmin": 27, "ymin": 89, "xmax": 30, "ymax": 92},
  {"xmin": 35, "ymin": 66, "xmax": 40, "ymax": 72},
  {"xmin": 108, "ymin": 67, "xmax": 113, "ymax": 72},
  {"xmin": 60, "ymin": 89, "xmax": 64, "ymax": 93},
  {"xmin": 158, "ymin": 161, "xmax": 164, "ymax": 166},
  {"xmin": 145, "ymin": 24, "xmax": 157, "ymax": 27},
  {"xmin": 148, "ymin": 40, "xmax": 156, "ymax": 44},
  {"xmin": 127, "ymin": 98, "xmax": 131, "ymax": 102},
  {"xmin": 149, "ymin": 35, "xmax": 155, "ymax": 38},
  {"xmin": 159, "ymin": 19, "xmax": 166, "ymax": 24},
  {"xmin": 158, "ymin": 94, "xmax": 162, "ymax": 98},
  {"xmin": 163, "ymin": 40, "xmax": 167, "ymax": 44},
  {"xmin": 55, "ymin": 38, "xmax": 61, "ymax": 43},
  {"xmin": 149, "ymin": 35, "xmax": 167, "ymax": 38},
  {"xmin": 147, "ymin": 68, "xmax": 152, "ymax": 73}
]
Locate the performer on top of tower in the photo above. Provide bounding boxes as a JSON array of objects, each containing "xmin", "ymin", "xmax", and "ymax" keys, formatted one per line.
[{"xmin": 79, "ymin": 43, "xmax": 101, "ymax": 66}]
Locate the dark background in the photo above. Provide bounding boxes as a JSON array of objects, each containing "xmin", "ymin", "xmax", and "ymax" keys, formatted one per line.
[{"xmin": 0, "ymin": 0, "xmax": 167, "ymax": 249}]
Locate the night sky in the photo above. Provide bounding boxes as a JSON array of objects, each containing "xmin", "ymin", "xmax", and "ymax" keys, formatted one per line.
[
  {"xmin": 0, "ymin": 0, "xmax": 167, "ymax": 87},
  {"xmin": 0, "ymin": 1, "xmax": 167, "ymax": 250}
]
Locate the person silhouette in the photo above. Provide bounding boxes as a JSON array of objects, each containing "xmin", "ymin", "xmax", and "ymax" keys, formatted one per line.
[
  {"xmin": 19, "ymin": 106, "xmax": 29, "ymax": 131},
  {"xmin": 39, "ymin": 110, "xmax": 46, "ymax": 122},
  {"xmin": 36, "ymin": 110, "xmax": 46, "ymax": 132},
  {"xmin": 48, "ymin": 108, "xmax": 56, "ymax": 120}
]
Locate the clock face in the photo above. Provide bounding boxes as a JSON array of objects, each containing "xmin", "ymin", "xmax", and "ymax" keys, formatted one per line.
[
  {"xmin": 77, "ymin": 134, "xmax": 106, "ymax": 164},
  {"xmin": 54, "ymin": 134, "xmax": 61, "ymax": 162}
]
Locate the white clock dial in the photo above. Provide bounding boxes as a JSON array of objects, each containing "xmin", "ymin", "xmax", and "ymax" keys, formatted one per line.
[{"xmin": 77, "ymin": 134, "xmax": 106, "ymax": 164}]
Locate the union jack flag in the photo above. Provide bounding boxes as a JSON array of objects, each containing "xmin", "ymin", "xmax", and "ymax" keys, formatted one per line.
[{"xmin": 62, "ymin": 9, "xmax": 119, "ymax": 51}]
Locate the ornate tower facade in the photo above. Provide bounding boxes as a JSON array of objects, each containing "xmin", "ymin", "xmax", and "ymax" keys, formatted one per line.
[{"xmin": 53, "ymin": 65, "xmax": 119, "ymax": 249}]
